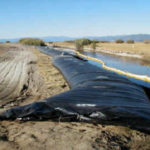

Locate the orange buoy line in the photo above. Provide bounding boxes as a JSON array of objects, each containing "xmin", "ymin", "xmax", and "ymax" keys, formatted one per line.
[{"xmin": 76, "ymin": 51, "xmax": 150, "ymax": 83}]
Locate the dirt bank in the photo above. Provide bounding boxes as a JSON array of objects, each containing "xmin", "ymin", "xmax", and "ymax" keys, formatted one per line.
[
  {"xmin": 0, "ymin": 44, "xmax": 44, "ymax": 111},
  {"xmin": 0, "ymin": 44, "xmax": 150, "ymax": 150}
]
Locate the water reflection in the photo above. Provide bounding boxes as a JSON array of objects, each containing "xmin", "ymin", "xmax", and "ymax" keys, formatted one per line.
[
  {"xmin": 83, "ymin": 52, "xmax": 150, "ymax": 88},
  {"xmin": 84, "ymin": 52, "xmax": 150, "ymax": 76}
]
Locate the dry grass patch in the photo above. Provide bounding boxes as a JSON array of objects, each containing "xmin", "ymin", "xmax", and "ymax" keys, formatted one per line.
[{"xmin": 96, "ymin": 42, "xmax": 150, "ymax": 56}]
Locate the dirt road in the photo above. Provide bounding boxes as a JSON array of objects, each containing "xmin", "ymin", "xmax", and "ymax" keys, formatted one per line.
[{"xmin": 0, "ymin": 44, "xmax": 150, "ymax": 150}]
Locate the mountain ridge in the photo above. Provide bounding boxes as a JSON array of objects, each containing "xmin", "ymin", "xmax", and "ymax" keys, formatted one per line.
[{"xmin": 0, "ymin": 34, "xmax": 150, "ymax": 42}]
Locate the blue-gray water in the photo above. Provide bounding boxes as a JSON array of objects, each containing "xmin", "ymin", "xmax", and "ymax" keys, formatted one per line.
[
  {"xmin": 83, "ymin": 51, "xmax": 150, "ymax": 88},
  {"xmin": 84, "ymin": 52, "xmax": 150, "ymax": 76}
]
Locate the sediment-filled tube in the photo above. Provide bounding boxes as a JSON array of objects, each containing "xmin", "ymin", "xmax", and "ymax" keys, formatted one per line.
[{"xmin": 0, "ymin": 49, "xmax": 150, "ymax": 133}]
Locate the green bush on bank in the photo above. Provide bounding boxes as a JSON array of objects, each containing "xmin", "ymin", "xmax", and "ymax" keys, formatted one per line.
[
  {"xmin": 91, "ymin": 41, "xmax": 97, "ymax": 52},
  {"xmin": 75, "ymin": 38, "xmax": 92, "ymax": 51},
  {"xmin": 75, "ymin": 40, "xmax": 84, "ymax": 51},
  {"xmin": 19, "ymin": 38, "xmax": 46, "ymax": 46},
  {"xmin": 115, "ymin": 39, "xmax": 124, "ymax": 43},
  {"xmin": 126, "ymin": 40, "xmax": 134, "ymax": 44},
  {"xmin": 75, "ymin": 38, "xmax": 92, "ymax": 46}
]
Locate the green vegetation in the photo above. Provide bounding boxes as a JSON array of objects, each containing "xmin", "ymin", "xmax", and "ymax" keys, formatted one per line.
[
  {"xmin": 6, "ymin": 41, "xmax": 10, "ymax": 43},
  {"xmin": 91, "ymin": 42, "xmax": 97, "ymax": 52},
  {"xmin": 126, "ymin": 40, "xmax": 134, "ymax": 44},
  {"xmin": 79, "ymin": 38, "xmax": 92, "ymax": 45},
  {"xmin": 75, "ymin": 40, "xmax": 84, "ymax": 51},
  {"xmin": 19, "ymin": 38, "xmax": 46, "ymax": 46},
  {"xmin": 115, "ymin": 39, "xmax": 124, "ymax": 43},
  {"xmin": 75, "ymin": 38, "xmax": 92, "ymax": 51},
  {"xmin": 76, "ymin": 38, "xmax": 92, "ymax": 45}
]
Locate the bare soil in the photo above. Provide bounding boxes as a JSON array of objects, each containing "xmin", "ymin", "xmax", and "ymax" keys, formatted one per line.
[
  {"xmin": 0, "ymin": 44, "xmax": 150, "ymax": 150},
  {"xmin": 0, "ymin": 44, "xmax": 44, "ymax": 111}
]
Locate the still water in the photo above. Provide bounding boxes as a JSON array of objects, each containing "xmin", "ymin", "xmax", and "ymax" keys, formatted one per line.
[
  {"xmin": 84, "ymin": 52, "xmax": 150, "ymax": 76},
  {"xmin": 83, "ymin": 51, "xmax": 150, "ymax": 88}
]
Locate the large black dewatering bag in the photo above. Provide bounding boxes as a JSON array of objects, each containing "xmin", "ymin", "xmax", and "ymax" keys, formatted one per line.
[{"xmin": 1, "ymin": 49, "xmax": 150, "ymax": 132}]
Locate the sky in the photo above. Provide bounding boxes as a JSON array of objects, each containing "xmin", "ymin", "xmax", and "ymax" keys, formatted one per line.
[{"xmin": 0, "ymin": 0, "xmax": 150, "ymax": 39}]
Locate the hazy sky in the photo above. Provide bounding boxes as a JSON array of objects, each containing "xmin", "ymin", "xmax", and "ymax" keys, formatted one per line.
[{"xmin": 0, "ymin": 0, "xmax": 150, "ymax": 38}]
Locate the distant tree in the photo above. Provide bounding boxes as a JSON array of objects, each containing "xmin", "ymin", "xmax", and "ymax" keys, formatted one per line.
[
  {"xmin": 126, "ymin": 40, "xmax": 134, "ymax": 44},
  {"xmin": 6, "ymin": 41, "xmax": 10, "ymax": 43},
  {"xmin": 115, "ymin": 39, "xmax": 124, "ymax": 43}
]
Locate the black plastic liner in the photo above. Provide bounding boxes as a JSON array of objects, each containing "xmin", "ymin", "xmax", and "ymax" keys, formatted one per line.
[
  {"xmin": 39, "ymin": 47, "xmax": 69, "ymax": 57},
  {"xmin": 1, "ymin": 49, "xmax": 150, "ymax": 132}
]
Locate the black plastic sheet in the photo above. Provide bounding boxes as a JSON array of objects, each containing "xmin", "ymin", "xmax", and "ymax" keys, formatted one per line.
[{"xmin": 1, "ymin": 49, "xmax": 150, "ymax": 132}]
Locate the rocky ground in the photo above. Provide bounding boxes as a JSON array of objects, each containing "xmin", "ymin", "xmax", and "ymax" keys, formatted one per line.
[{"xmin": 0, "ymin": 43, "xmax": 150, "ymax": 150}]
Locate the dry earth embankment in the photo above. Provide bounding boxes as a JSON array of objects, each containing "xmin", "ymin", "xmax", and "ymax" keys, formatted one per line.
[{"xmin": 0, "ymin": 44, "xmax": 150, "ymax": 150}]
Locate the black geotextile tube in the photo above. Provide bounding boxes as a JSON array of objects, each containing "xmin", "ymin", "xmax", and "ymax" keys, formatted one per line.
[{"xmin": 0, "ymin": 49, "xmax": 150, "ymax": 132}]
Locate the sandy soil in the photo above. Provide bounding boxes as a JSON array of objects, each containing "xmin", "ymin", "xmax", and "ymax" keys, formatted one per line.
[{"xmin": 0, "ymin": 44, "xmax": 150, "ymax": 150}]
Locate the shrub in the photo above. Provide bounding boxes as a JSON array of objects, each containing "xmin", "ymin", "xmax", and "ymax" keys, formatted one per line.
[
  {"xmin": 126, "ymin": 40, "xmax": 134, "ymax": 44},
  {"xmin": 82, "ymin": 38, "xmax": 92, "ymax": 45},
  {"xmin": 91, "ymin": 42, "xmax": 97, "ymax": 52},
  {"xmin": 75, "ymin": 38, "xmax": 92, "ymax": 45},
  {"xmin": 19, "ymin": 38, "xmax": 46, "ymax": 46},
  {"xmin": 75, "ymin": 40, "xmax": 84, "ymax": 52},
  {"xmin": 115, "ymin": 39, "xmax": 124, "ymax": 43},
  {"xmin": 6, "ymin": 41, "xmax": 10, "ymax": 43},
  {"xmin": 75, "ymin": 38, "xmax": 94, "ymax": 52}
]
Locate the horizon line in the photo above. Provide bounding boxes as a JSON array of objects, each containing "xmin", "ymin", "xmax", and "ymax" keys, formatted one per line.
[{"xmin": 0, "ymin": 33, "xmax": 150, "ymax": 40}]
